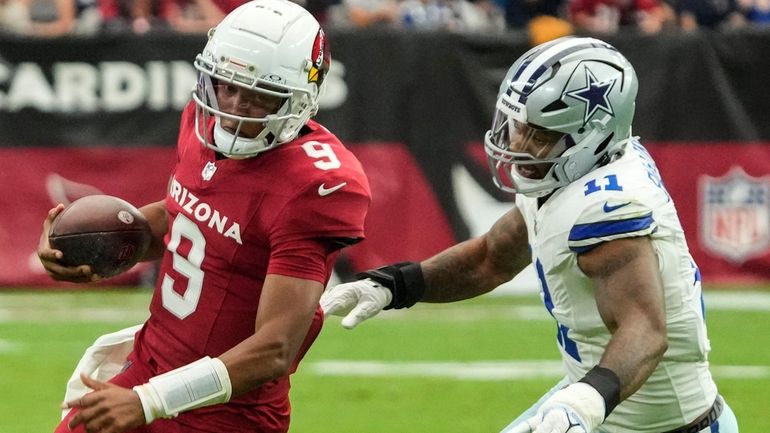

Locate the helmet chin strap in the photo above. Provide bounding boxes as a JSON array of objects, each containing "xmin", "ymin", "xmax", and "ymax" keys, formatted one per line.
[{"xmin": 213, "ymin": 120, "xmax": 265, "ymax": 158}]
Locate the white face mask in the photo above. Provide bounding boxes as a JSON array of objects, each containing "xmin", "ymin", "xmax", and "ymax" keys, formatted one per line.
[
  {"xmin": 212, "ymin": 121, "xmax": 266, "ymax": 159},
  {"xmin": 491, "ymin": 110, "xmax": 567, "ymax": 161},
  {"xmin": 193, "ymin": 73, "xmax": 296, "ymax": 158}
]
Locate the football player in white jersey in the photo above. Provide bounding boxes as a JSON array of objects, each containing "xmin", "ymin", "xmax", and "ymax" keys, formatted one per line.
[{"xmin": 320, "ymin": 36, "xmax": 739, "ymax": 433}]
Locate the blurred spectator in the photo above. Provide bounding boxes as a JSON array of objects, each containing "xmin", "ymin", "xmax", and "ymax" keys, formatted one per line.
[
  {"xmin": 491, "ymin": 0, "xmax": 572, "ymax": 42},
  {"xmin": 740, "ymin": 0, "xmax": 770, "ymax": 25},
  {"xmin": 452, "ymin": 0, "xmax": 506, "ymax": 31},
  {"xmin": 164, "ymin": 0, "xmax": 243, "ymax": 32},
  {"xmin": 0, "ymin": 0, "xmax": 100, "ymax": 36},
  {"xmin": 99, "ymin": 0, "xmax": 244, "ymax": 33},
  {"xmin": 0, "ymin": 0, "xmax": 31, "ymax": 33},
  {"xmin": 296, "ymin": 0, "xmax": 340, "ymax": 24},
  {"xmin": 568, "ymin": 0, "xmax": 672, "ymax": 34},
  {"xmin": 399, "ymin": 0, "xmax": 505, "ymax": 31},
  {"xmin": 500, "ymin": 0, "xmax": 562, "ymax": 28},
  {"xmin": 674, "ymin": 0, "xmax": 745, "ymax": 31},
  {"xmin": 326, "ymin": 0, "xmax": 399, "ymax": 28},
  {"xmin": 399, "ymin": 0, "xmax": 451, "ymax": 28},
  {"xmin": 327, "ymin": 0, "xmax": 503, "ymax": 31},
  {"xmin": 528, "ymin": 14, "xmax": 573, "ymax": 45},
  {"xmin": 99, "ymin": 0, "xmax": 161, "ymax": 33}
]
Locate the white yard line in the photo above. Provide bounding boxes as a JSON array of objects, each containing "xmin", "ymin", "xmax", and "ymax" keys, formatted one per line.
[
  {"xmin": 703, "ymin": 291, "xmax": 770, "ymax": 311},
  {"xmin": 383, "ymin": 305, "xmax": 549, "ymax": 322},
  {"xmin": 0, "ymin": 338, "xmax": 20, "ymax": 353},
  {"xmin": 309, "ymin": 360, "xmax": 770, "ymax": 380},
  {"xmin": 0, "ymin": 307, "xmax": 147, "ymax": 323},
  {"xmin": 0, "ymin": 291, "xmax": 766, "ymax": 325}
]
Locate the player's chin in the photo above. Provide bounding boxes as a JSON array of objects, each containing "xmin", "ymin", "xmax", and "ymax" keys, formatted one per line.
[{"xmin": 222, "ymin": 123, "xmax": 262, "ymax": 139}]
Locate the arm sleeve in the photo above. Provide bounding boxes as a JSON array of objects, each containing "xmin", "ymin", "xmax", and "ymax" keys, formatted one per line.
[{"xmin": 568, "ymin": 197, "xmax": 658, "ymax": 254}]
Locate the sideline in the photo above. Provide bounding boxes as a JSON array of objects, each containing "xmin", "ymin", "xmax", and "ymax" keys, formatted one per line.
[{"xmin": 309, "ymin": 360, "xmax": 770, "ymax": 381}]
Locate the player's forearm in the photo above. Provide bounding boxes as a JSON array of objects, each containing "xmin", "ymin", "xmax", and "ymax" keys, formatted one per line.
[
  {"xmin": 139, "ymin": 200, "xmax": 168, "ymax": 261},
  {"xmin": 349, "ymin": 208, "xmax": 529, "ymax": 309},
  {"xmin": 131, "ymin": 322, "xmax": 311, "ymax": 424},
  {"xmin": 421, "ymin": 208, "xmax": 530, "ymax": 303},
  {"xmin": 420, "ymin": 237, "xmax": 511, "ymax": 302},
  {"xmin": 600, "ymin": 317, "xmax": 667, "ymax": 400},
  {"xmin": 132, "ymin": 324, "xmax": 310, "ymax": 423},
  {"xmin": 217, "ymin": 332, "xmax": 303, "ymax": 395},
  {"xmin": 220, "ymin": 274, "xmax": 322, "ymax": 395}
]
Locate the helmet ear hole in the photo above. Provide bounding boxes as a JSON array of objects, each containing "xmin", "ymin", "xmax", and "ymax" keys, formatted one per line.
[
  {"xmin": 594, "ymin": 133, "xmax": 613, "ymax": 155},
  {"xmin": 542, "ymin": 99, "xmax": 568, "ymax": 113}
]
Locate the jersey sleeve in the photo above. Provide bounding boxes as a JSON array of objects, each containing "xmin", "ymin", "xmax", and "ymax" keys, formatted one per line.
[
  {"xmin": 567, "ymin": 195, "xmax": 658, "ymax": 254},
  {"xmin": 267, "ymin": 238, "xmax": 341, "ymax": 284},
  {"xmin": 265, "ymin": 174, "xmax": 370, "ymax": 282},
  {"xmin": 271, "ymin": 175, "xmax": 370, "ymax": 243}
]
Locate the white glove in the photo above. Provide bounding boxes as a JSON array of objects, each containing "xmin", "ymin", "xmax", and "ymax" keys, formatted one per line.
[
  {"xmin": 527, "ymin": 383, "xmax": 605, "ymax": 433},
  {"xmin": 320, "ymin": 278, "xmax": 392, "ymax": 329}
]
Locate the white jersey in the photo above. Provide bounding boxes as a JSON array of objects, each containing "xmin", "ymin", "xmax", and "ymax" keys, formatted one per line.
[{"xmin": 516, "ymin": 140, "xmax": 717, "ymax": 432}]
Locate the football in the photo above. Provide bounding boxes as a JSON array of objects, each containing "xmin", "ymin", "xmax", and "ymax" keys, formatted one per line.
[{"xmin": 48, "ymin": 195, "xmax": 152, "ymax": 278}]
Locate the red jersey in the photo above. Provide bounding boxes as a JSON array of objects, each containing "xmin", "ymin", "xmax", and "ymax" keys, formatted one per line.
[
  {"xmin": 569, "ymin": 0, "xmax": 661, "ymax": 24},
  {"xmin": 133, "ymin": 102, "xmax": 370, "ymax": 431}
]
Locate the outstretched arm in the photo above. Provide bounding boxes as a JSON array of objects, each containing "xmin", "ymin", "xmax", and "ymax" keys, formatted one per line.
[
  {"xmin": 421, "ymin": 206, "xmax": 531, "ymax": 302},
  {"xmin": 321, "ymin": 206, "xmax": 531, "ymax": 327}
]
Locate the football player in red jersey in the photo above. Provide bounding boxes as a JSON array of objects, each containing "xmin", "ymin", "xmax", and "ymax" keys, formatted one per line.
[{"xmin": 36, "ymin": 1, "xmax": 371, "ymax": 432}]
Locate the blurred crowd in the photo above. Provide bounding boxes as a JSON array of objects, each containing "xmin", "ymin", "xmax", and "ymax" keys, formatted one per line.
[{"xmin": 0, "ymin": 0, "xmax": 768, "ymax": 39}]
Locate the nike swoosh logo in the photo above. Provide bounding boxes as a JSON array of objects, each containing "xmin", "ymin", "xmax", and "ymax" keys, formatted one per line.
[
  {"xmin": 603, "ymin": 201, "xmax": 631, "ymax": 213},
  {"xmin": 318, "ymin": 182, "xmax": 347, "ymax": 196}
]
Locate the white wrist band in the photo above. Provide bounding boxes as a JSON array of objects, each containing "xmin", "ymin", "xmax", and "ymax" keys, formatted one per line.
[
  {"xmin": 133, "ymin": 356, "xmax": 232, "ymax": 423},
  {"xmin": 133, "ymin": 384, "xmax": 163, "ymax": 423}
]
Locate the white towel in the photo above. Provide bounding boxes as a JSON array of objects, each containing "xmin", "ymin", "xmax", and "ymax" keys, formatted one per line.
[{"xmin": 62, "ymin": 324, "xmax": 143, "ymax": 419}]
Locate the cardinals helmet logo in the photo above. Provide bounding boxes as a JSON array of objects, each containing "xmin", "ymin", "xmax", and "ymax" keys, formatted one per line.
[{"xmin": 308, "ymin": 29, "xmax": 330, "ymax": 86}]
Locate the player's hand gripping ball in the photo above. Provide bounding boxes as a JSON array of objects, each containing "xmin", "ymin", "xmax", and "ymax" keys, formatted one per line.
[{"xmin": 48, "ymin": 195, "xmax": 152, "ymax": 278}]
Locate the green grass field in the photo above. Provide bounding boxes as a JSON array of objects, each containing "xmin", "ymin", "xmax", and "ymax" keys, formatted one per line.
[{"xmin": 1, "ymin": 288, "xmax": 769, "ymax": 432}]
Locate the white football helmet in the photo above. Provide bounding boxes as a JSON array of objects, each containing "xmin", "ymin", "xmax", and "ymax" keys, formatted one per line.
[
  {"xmin": 192, "ymin": 0, "xmax": 330, "ymax": 158},
  {"xmin": 484, "ymin": 36, "xmax": 638, "ymax": 197}
]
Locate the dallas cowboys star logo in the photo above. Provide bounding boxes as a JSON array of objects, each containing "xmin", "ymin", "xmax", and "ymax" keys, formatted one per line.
[{"xmin": 566, "ymin": 66, "xmax": 616, "ymax": 124}]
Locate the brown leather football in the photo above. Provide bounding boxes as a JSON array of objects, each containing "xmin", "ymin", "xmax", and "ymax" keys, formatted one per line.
[{"xmin": 48, "ymin": 195, "xmax": 152, "ymax": 278}]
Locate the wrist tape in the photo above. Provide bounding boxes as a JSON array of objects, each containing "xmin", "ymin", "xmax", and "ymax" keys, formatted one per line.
[
  {"xmin": 356, "ymin": 261, "xmax": 425, "ymax": 309},
  {"xmin": 579, "ymin": 365, "xmax": 621, "ymax": 418},
  {"xmin": 133, "ymin": 356, "xmax": 232, "ymax": 423}
]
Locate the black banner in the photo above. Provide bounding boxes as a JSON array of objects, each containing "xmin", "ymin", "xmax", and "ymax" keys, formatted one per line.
[
  {"xmin": 2, "ymin": 30, "xmax": 770, "ymax": 147},
  {"xmin": 2, "ymin": 30, "xmax": 770, "ymax": 286}
]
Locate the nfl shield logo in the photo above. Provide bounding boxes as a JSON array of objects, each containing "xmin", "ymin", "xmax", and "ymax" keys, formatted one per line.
[
  {"xmin": 699, "ymin": 166, "xmax": 770, "ymax": 264},
  {"xmin": 202, "ymin": 161, "xmax": 217, "ymax": 181}
]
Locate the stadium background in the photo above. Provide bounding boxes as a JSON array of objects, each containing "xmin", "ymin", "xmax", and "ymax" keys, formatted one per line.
[{"xmin": 1, "ymin": 28, "xmax": 769, "ymax": 432}]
